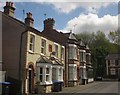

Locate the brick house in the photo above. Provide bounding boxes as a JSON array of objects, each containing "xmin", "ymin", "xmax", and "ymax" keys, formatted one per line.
[
  {"xmin": 2, "ymin": 2, "xmax": 65, "ymax": 94},
  {"xmin": 105, "ymin": 53, "xmax": 120, "ymax": 79},
  {"xmin": 2, "ymin": 2, "xmax": 93, "ymax": 95}
]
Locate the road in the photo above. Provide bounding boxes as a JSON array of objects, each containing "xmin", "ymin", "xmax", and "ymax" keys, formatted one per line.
[
  {"xmin": 58, "ymin": 81, "xmax": 120, "ymax": 94},
  {"xmin": 32, "ymin": 80, "xmax": 120, "ymax": 95}
]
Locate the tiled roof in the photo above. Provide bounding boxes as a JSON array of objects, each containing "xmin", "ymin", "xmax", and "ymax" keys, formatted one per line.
[
  {"xmin": 105, "ymin": 53, "xmax": 120, "ymax": 60},
  {"xmin": 42, "ymin": 29, "xmax": 68, "ymax": 46},
  {"xmin": 36, "ymin": 55, "xmax": 52, "ymax": 64}
]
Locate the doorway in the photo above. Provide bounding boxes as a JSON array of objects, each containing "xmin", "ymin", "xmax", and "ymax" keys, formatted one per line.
[{"xmin": 28, "ymin": 65, "xmax": 34, "ymax": 93}]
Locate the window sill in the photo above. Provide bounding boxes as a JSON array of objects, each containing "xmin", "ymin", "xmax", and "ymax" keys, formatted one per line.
[
  {"xmin": 41, "ymin": 53, "xmax": 46, "ymax": 56},
  {"xmin": 28, "ymin": 50, "xmax": 34, "ymax": 54},
  {"xmin": 38, "ymin": 81, "xmax": 53, "ymax": 85}
]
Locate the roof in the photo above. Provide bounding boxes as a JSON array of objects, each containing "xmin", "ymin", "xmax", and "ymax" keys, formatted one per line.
[
  {"xmin": 42, "ymin": 29, "xmax": 68, "ymax": 46},
  {"xmin": 36, "ymin": 55, "xmax": 63, "ymax": 66},
  {"xmin": 36, "ymin": 55, "xmax": 52, "ymax": 63},
  {"xmin": 2, "ymin": 11, "xmax": 66, "ymax": 45},
  {"xmin": 105, "ymin": 53, "xmax": 120, "ymax": 60}
]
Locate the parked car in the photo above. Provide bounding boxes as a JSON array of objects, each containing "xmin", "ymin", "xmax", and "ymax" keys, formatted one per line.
[{"xmin": 95, "ymin": 76, "xmax": 103, "ymax": 81}]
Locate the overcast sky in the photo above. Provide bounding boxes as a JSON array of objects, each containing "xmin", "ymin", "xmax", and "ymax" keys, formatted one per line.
[{"xmin": 0, "ymin": 0, "xmax": 119, "ymax": 34}]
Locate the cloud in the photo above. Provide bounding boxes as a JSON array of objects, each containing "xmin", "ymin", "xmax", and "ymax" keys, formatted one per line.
[
  {"xmin": 0, "ymin": 2, "xmax": 5, "ymax": 11},
  {"xmin": 1, "ymin": 1, "xmax": 118, "ymax": 14},
  {"xmin": 64, "ymin": 13, "xmax": 118, "ymax": 34},
  {"xmin": 39, "ymin": 2, "xmax": 115, "ymax": 14}
]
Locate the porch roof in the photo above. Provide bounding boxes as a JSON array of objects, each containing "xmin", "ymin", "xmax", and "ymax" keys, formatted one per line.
[{"xmin": 36, "ymin": 55, "xmax": 52, "ymax": 64}]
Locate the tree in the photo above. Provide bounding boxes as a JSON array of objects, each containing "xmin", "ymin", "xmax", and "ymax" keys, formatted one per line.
[
  {"xmin": 108, "ymin": 30, "xmax": 120, "ymax": 45},
  {"xmin": 76, "ymin": 31, "xmax": 110, "ymax": 77},
  {"xmin": 75, "ymin": 32, "xmax": 95, "ymax": 46}
]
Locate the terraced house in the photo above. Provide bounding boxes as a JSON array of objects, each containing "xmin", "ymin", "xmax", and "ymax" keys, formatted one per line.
[
  {"xmin": 2, "ymin": 2, "xmax": 65, "ymax": 94},
  {"xmin": 1, "ymin": 2, "xmax": 93, "ymax": 95}
]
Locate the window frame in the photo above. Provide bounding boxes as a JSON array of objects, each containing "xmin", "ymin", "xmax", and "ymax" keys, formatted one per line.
[
  {"xmin": 46, "ymin": 67, "xmax": 50, "ymax": 82},
  {"xmin": 110, "ymin": 68, "xmax": 116, "ymax": 75},
  {"xmin": 69, "ymin": 44, "xmax": 77, "ymax": 59},
  {"xmin": 54, "ymin": 43, "xmax": 58, "ymax": 58},
  {"xmin": 41, "ymin": 39, "xmax": 46, "ymax": 55},
  {"xmin": 61, "ymin": 46, "xmax": 65, "ymax": 60},
  {"xmin": 29, "ymin": 33, "xmax": 35, "ymax": 52}
]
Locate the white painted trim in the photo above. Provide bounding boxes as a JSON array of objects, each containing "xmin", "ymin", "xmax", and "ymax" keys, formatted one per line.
[
  {"xmin": 54, "ymin": 42, "xmax": 59, "ymax": 46},
  {"xmin": 80, "ymin": 50, "xmax": 86, "ymax": 52},
  {"xmin": 69, "ymin": 64, "xmax": 77, "ymax": 67},
  {"xmin": 62, "ymin": 45, "xmax": 65, "ymax": 48},
  {"xmin": 41, "ymin": 37, "xmax": 47, "ymax": 41},
  {"xmin": 29, "ymin": 32, "xmax": 36, "ymax": 36},
  {"xmin": 69, "ymin": 44, "xmax": 77, "ymax": 47},
  {"xmin": 86, "ymin": 53, "xmax": 91, "ymax": 55},
  {"xmin": 36, "ymin": 63, "xmax": 52, "ymax": 67},
  {"xmin": 80, "ymin": 66, "xmax": 86, "ymax": 68}
]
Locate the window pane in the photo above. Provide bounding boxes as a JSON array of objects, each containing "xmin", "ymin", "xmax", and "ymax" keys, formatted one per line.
[
  {"xmin": 46, "ymin": 68, "xmax": 49, "ymax": 74},
  {"xmin": 46, "ymin": 75, "xmax": 49, "ymax": 81},
  {"xmin": 55, "ymin": 44, "xmax": 58, "ymax": 57},
  {"xmin": 49, "ymin": 44, "xmax": 52, "ymax": 52},
  {"xmin": 52, "ymin": 68, "xmax": 56, "ymax": 80},
  {"xmin": 39, "ymin": 75, "xmax": 43, "ymax": 82},
  {"xmin": 41, "ymin": 39, "xmax": 46, "ymax": 54},
  {"xmin": 40, "ymin": 68, "xmax": 43, "ymax": 74},
  {"xmin": 61, "ymin": 47, "xmax": 64, "ymax": 59},
  {"xmin": 29, "ymin": 34, "xmax": 35, "ymax": 51}
]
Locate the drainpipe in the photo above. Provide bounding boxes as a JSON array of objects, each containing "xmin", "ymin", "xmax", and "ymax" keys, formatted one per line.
[{"xmin": 18, "ymin": 26, "xmax": 29, "ymax": 94}]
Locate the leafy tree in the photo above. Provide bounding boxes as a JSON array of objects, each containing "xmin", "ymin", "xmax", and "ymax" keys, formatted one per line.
[
  {"xmin": 108, "ymin": 30, "xmax": 120, "ymax": 45},
  {"xmin": 76, "ymin": 31, "xmax": 110, "ymax": 78}
]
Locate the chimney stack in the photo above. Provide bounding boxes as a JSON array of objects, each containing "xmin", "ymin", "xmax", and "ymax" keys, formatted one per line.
[
  {"xmin": 44, "ymin": 18, "xmax": 55, "ymax": 30},
  {"xmin": 4, "ymin": 2, "xmax": 15, "ymax": 17},
  {"xmin": 25, "ymin": 12, "xmax": 34, "ymax": 27}
]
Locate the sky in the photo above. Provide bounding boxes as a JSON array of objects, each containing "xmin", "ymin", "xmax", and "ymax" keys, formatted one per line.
[{"xmin": 0, "ymin": 0, "xmax": 120, "ymax": 35}]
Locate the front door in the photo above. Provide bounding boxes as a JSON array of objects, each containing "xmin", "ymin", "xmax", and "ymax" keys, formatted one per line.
[{"xmin": 28, "ymin": 65, "xmax": 34, "ymax": 93}]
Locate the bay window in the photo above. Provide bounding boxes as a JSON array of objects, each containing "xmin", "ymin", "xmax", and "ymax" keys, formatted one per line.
[
  {"xmin": 37, "ymin": 65, "xmax": 52, "ymax": 85},
  {"xmin": 69, "ymin": 44, "xmax": 77, "ymax": 59},
  {"xmin": 86, "ymin": 53, "xmax": 91, "ymax": 64},
  {"xmin": 80, "ymin": 50, "xmax": 86, "ymax": 62},
  {"xmin": 69, "ymin": 65, "xmax": 77, "ymax": 80}
]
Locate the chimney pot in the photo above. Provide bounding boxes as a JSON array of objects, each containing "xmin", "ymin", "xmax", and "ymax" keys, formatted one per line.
[
  {"xmin": 4, "ymin": 2, "xmax": 15, "ymax": 17},
  {"xmin": 25, "ymin": 12, "xmax": 34, "ymax": 27},
  {"xmin": 44, "ymin": 18, "xmax": 55, "ymax": 30}
]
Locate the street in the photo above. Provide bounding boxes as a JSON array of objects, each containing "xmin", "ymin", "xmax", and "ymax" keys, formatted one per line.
[
  {"xmin": 58, "ymin": 81, "xmax": 119, "ymax": 94},
  {"xmin": 32, "ymin": 80, "xmax": 120, "ymax": 95}
]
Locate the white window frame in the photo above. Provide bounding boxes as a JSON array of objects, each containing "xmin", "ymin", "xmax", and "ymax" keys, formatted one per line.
[
  {"xmin": 39, "ymin": 67, "xmax": 43, "ymax": 82},
  {"xmin": 52, "ymin": 68, "xmax": 57, "ymax": 80},
  {"xmin": 37, "ymin": 63, "xmax": 52, "ymax": 85},
  {"xmin": 58, "ymin": 67, "xmax": 63, "ymax": 81},
  {"xmin": 54, "ymin": 43, "xmax": 59, "ymax": 58},
  {"xmin": 69, "ymin": 44, "xmax": 77, "ymax": 59},
  {"xmin": 61, "ymin": 46, "xmax": 65, "ymax": 60},
  {"xmin": 52, "ymin": 66, "xmax": 64, "ymax": 82},
  {"xmin": 110, "ymin": 60, "xmax": 115, "ymax": 66},
  {"xmin": 80, "ymin": 50, "xmax": 86, "ymax": 62},
  {"xmin": 29, "ymin": 33, "xmax": 35, "ymax": 52},
  {"xmin": 46, "ymin": 67, "xmax": 50, "ymax": 82},
  {"xmin": 41, "ymin": 39, "xmax": 46, "ymax": 55},
  {"xmin": 69, "ymin": 64, "xmax": 77, "ymax": 80},
  {"xmin": 110, "ymin": 68, "xmax": 116, "ymax": 75}
]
